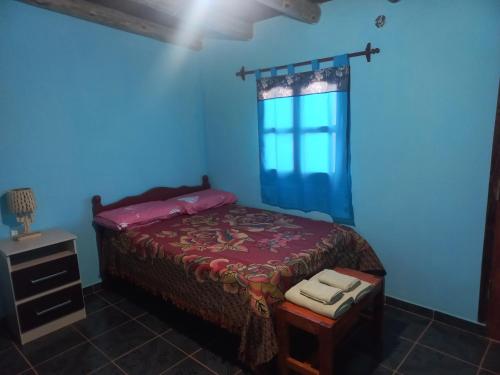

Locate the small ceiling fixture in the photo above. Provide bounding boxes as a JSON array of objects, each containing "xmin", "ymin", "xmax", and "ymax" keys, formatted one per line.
[{"xmin": 375, "ymin": 15, "xmax": 386, "ymax": 28}]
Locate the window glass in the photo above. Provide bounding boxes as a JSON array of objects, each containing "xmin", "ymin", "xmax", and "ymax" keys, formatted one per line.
[
  {"xmin": 299, "ymin": 92, "xmax": 337, "ymax": 129},
  {"xmin": 263, "ymin": 133, "xmax": 294, "ymax": 172},
  {"xmin": 263, "ymin": 97, "xmax": 293, "ymax": 131},
  {"xmin": 301, "ymin": 133, "xmax": 334, "ymax": 173}
]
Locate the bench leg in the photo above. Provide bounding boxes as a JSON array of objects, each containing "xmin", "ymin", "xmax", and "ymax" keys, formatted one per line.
[
  {"xmin": 372, "ymin": 282, "xmax": 385, "ymax": 359},
  {"xmin": 277, "ymin": 311, "xmax": 290, "ymax": 375},
  {"xmin": 319, "ymin": 327, "xmax": 335, "ymax": 375}
]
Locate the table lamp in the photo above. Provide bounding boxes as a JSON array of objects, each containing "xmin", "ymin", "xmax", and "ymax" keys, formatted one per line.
[{"xmin": 7, "ymin": 188, "xmax": 42, "ymax": 241}]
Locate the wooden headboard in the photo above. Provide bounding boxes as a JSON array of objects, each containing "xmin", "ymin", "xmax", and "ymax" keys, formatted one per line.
[{"xmin": 91, "ymin": 175, "xmax": 210, "ymax": 216}]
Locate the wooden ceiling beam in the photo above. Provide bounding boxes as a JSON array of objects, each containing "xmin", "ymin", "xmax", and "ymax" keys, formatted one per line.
[
  {"xmin": 255, "ymin": 0, "xmax": 321, "ymax": 24},
  {"xmin": 131, "ymin": 0, "xmax": 254, "ymax": 40},
  {"xmin": 20, "ymin": 0, "xmax": 203, "ymax": 49}
]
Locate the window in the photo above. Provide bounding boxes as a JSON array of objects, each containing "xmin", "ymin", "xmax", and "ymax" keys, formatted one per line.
[
  {"xmin": 256, "ymin": 56, "xmax": 353, "ymax": 224},
  {"xmin": 262, "ymin": 92, "xmax": 338, "ymax": 175}
]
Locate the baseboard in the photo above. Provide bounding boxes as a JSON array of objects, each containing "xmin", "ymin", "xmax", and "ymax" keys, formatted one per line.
[
  {"xmin": 385, "ymin": 296, "xmax": 434, "ymax": 318},
  {"xmin": 386, "ymin": 296, "xmax": 486, "ymax": 336}
]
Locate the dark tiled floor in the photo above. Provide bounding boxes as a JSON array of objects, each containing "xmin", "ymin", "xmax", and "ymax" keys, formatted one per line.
[
  {"xmin": 483, "ymin": 342, "xmax": 500, "ymax": 373},
  {"xmin": 399, "ymin": 345, "xmax": 477, "ymax": 375},
  {"xmin": 84, "ymin": 294, "xmax": 110, "ymax": 315},
  {"xmin": 419, "ymin": 320, "xmax": 489, "ymax": 365},
  {"xmin": 18, "ymin": 326, "xmax": 85, "ymax": 365},
  {"xmin": 35, "ymin": 342, "xmax": 108, "ymax": 375},
  {"xmin": 115, "ymin": 337, "xmax": 186, "ymax": 375},
  {"xmin": 0, "ymin": 285, "xmax": 498, "ymax": 375}
]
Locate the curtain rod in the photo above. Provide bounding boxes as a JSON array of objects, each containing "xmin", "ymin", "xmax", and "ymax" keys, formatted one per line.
[{"xmin": 236, "ymin": 42, "xmax": 380, "ymax": 81}]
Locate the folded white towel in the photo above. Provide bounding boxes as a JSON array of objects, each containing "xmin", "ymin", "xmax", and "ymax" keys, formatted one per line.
[
  {"xmin": 344, "ymin": 280, "xmax": 374, "ymax": 303},
  {"xmin": 285, "ymin": 280, "xmax": 354, "ymax": 319},
  {"xmin": 313, "ymin": 269, "xmax": 361, "ymax": 292},
  {"xmin": 299, "ymin": 280, "xmax": 342, "ymax": 305}
]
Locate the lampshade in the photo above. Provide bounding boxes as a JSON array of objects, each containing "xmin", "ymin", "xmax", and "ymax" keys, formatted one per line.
[{"xmin": 7, "ymin": 188, "xmax": 36, "ymax": 215}]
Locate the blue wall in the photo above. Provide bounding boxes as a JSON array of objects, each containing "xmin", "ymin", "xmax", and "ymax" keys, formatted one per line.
[
  {"xmin": 199, "ymin": 0, "xmax": 500, "ymax": 321},
  {"xmin": 0, "ymin": 2, "xmax": 207, "ymax": 290},
  {"xmin": 1, "ymin": 0, "xmax": 499, "ymax": 323}
]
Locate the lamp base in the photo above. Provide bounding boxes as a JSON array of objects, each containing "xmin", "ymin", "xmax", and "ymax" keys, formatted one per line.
[{"xmin": 14, "ymin": 231, "xmax": 42, "ymax": 241}]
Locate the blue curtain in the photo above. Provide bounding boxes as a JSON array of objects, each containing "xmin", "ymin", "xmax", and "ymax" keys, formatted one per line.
[{"xmin": 256, "ymin": 55, "xmax": 354, "ymax": 224}]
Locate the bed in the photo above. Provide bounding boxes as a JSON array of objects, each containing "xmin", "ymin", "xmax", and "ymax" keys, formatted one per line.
[{"xmin": 91, "ymin": 176, "xmax": 385, "ymax": 367}]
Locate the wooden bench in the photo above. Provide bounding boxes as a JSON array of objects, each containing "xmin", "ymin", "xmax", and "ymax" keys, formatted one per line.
[{"xmin": 276, "ymin": 267, "xmax": 384, "ymax": 375}]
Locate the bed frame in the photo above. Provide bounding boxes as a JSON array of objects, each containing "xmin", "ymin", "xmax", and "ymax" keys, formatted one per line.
[
  {"xmin": 92, "ymin": 175, "xmax": 210, "ymax": 216},
  {"xmin": 91, "ymin": 175, "xmax": 210, "ymax": 282}
]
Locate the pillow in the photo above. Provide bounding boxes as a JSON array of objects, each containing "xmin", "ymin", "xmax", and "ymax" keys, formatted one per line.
[
  {"xmin": 174, "ymin": 189, "xmax": 237, "ymax": 214},
  {"xmin": 94, "ymin": 200, "xmax": 186, "ymax": 231}
]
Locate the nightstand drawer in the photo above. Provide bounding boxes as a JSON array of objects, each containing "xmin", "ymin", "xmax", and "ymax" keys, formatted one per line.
[
  {"xmin": 12, "ymin": 255, "xmax": 80, "ymax": 300},
  {"xmin": 17, "ymin": 284, "xmax": 84, "ymax": 333}
]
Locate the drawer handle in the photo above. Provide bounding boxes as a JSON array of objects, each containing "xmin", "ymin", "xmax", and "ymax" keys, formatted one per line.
[
  {"xmin": 36, "ymin": 299, "xmax": 72, "ymax": 316},
  {"xmin": 31, "ymin": 270, "xmax": 68, "ymax": 284}
]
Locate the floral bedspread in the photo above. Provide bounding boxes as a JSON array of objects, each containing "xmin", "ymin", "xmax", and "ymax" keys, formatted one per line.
[{"xmin": 109, "ymin": 204, "xmax": 385, "ymax": 319}]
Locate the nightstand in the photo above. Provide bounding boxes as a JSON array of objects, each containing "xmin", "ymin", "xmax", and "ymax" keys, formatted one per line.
[{"xmin": 0, "ymin": 229, "xmax": 86, "ymax": 344}]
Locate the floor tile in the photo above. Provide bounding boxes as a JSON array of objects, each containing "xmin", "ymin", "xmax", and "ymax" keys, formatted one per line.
[
  {"xmin": 137, "ymin": 313, "xmax": 171, "ymax": 334},
  {"xmin": 482, "ymin": 342, "xmax": 500, "ymax": 373},
  {"xmin": 97, "ymin": 289, "xmax": 125, "ymax": 304},
  {"xmin": 478, "ymin": 370, "xmax": 496, "ymax": 375},
  {"xmin": 85, "ymin": 294, "xmax": 110, "ymax": 314},
  {"xmin": 74, "ymin": 306, "xmax": 130, "ymax": 339},
  {"xmin": 371, "ymin": 367, "xmax": 393, "ymax": 375},
  {"xmin": 116, "ymin": 337, "xmax": 186, "ymax": 375},
  {"xmin": 379, "ymin": 335, "xmax": 414, "ymax": 369},
  {"xmin": 91, "ymin": 363, "xmax": 125, "ymax": 375},
  {"xmin": 34, "ymin": 342, "xmax": 108, "ymax": 375},
  {"xmin": 420, "ymin": 322, "xmax": 488, "ymax": 365},
  {"xmin": 92, "ymin": 320, "xmax": 155, "ymax": 359},
  {"xmin": 165, "ymin": 358, "xmax": 214, "ymax": 374},
  {"xmin": 184, "ymin": 321, "xmax": 220, "ymax": 347},
  {"xmin": 339, "ymin": 319, "xmax": 412, "ymax": 370},
  {"xmin": 0, "ymin": 346, "xmax": 30, "ymax": 374},
  {"xmin": 156, "ymin": 308, "xmax": 219, "ymax": 339},
  {"xmin": 18, "ymin": 326, "xmax": 85, "ymax": 365},
  {"xmin": 201, "ymin": 329, "xmax": 240, "ymax": 353},
  {"xmin": 0, "ymin": 324, "xmax": 13, "ymax": 353},
  {"xmin": 384, "ymin": 306, "xmax": 430, "ymax": 340},
  {"xmin": 399, "ymin": 345, "xmax": 477, "ymax": 375},
  {"xmin": 336, "ymin": 350, "xmax": 391, "ymax": 375},
  {"xmin": 338, "ymin": 319, "xmax": 373, "ymax": 349},
  {"xmin": 193, "ymin": 348, "xmax": 241, "ymax": 375},
  {"xmin": 114, "ymin": 299, "xmax": 147, "ymax": 318},
  {"xmin": 163, "ymin": 329, "xmax": 202, "ymax": 354}
]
